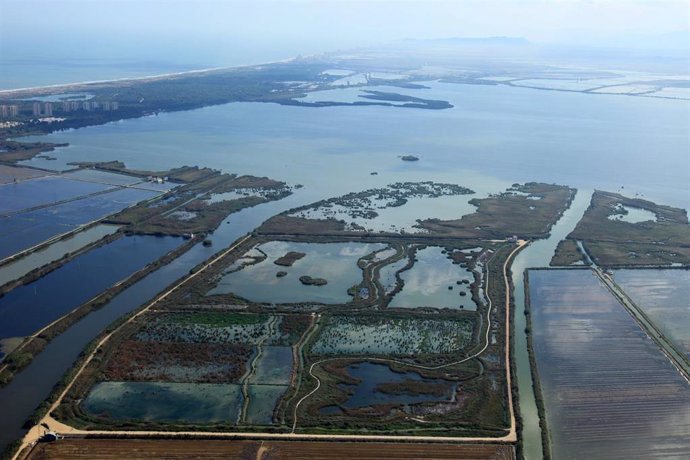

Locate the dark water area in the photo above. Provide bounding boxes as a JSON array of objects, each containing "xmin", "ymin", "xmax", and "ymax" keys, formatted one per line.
[
  {"xmin": 0, "ymin": 235, "xmax": 182, "ymax": 345},
  {"xmin": 339, "ymin": 362, "xmax": 450, "ymax": 409},
  {"xmin": 0, "ymin": 194, "xmax": 309, "ymax": 453},
  {"xmin": 0, "ymin": 188, "xmax": 159, "ymax": 260}
]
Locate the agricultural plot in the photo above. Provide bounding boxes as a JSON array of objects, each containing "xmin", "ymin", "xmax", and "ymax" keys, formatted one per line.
[
  {"xmin": 26, "ymin": 439, "xmax": 516, "ymax": 460},
  {"xmin": 613, "ymin": 269, "xmax": 690, "ymax": 359},
  {"xmin": 77, "ymin": 311, "xmax": 307, "ymax": 426},
  {"xmin": 0, "ymin": 175, "xmax": 112, "ymax": 215},
  {"xmin": 311, "ymin": 315, "xmax": 473, "ymax": 356},
  {"xmin": 389, "ymin": 246, "xmax": 478, "ymax": 310},
  {"xmin": 0, "ymin": 187, "xmax": 160, "ymax": 260},
  {"xmin": 207, "ymin": 241, "xmax": 385, "ymax": 304},
  {"xmin": 528, "ymin": 269, "xmax": 690, "ymax": 459}
]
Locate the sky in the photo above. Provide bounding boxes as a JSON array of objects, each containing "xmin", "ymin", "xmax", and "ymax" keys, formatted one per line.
[{"xmin": 1, "ymin": 0, "xmax": 688, "ymax": 66}]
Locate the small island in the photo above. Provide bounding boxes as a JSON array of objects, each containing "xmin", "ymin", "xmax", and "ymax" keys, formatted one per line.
[
  {"xmin": 299, "ymin": 275, "xmax": 328, "ymax": 286},
  {"xmin": 274, "ymin": 251, "xmax": 306, "ymax": 266}
]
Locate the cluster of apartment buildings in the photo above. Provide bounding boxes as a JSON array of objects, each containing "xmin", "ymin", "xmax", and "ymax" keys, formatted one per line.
[
  {"xmin": 32, "ymin": 101, "xmax": 119, "ymax": 117},
  {"xmin": 0, "ymin": 101, "xmax": 120, "ymax": 119},
  {"xmin": 0, "ymin": 105, "xmax": 20, "ymax": 118},
  {"xmin": 60, "ymin": 100, "xmax": 119, "ymax": 112}
]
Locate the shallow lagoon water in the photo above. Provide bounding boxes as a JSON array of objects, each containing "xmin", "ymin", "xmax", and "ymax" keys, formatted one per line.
[
  {"xmin": 607, "ymin": 204, "xmax": 658, "ymax": 223},
  {"xmin": 389, "ymin": 246, "xmax": 477, "ymax": 310},
  {"xmin": 249, "ymin": 346, "xmax": 293, "ymax": 386},
  {"xmin": 209, "ymin": 241, "xmax": 384, "ymax": 304},
  {"xmin": 19, "ymin": 82, "xmax": 689, "ymax": 211}
]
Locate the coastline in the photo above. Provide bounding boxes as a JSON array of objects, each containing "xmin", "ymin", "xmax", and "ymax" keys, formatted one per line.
[{"xmin": 0, "ymin": 57, "xmax": 299, "ymax": 98}]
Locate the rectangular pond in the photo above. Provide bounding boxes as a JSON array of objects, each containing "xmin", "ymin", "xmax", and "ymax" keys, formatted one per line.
[
  {"xmin": 528, "ymin": 269, "xmax": 690, "ymax": 459},
  {"xmin": 613, "ymin": 269, "xmax": 690, "ymax": 359},
  {"xmin": 82, "ymin": 381, "xmax": 242, "ymax": 423},
  {"xmin": 0, "ymin": 175, "xmax": 113, "ymax": 215},
  {"xmin": 0, "ymin": 235, "xmax": 182, "ymax": 349},
  {"xmin": 208, "ymin": 241, "xmax": 385, "ymax": 304},
  {"xmin": 0, "ymin": 224, "xmax": 120, "ymax": 287},
  {"xmin": 0, "ymin": 187, "xmax": 160, "ymax": 260}
]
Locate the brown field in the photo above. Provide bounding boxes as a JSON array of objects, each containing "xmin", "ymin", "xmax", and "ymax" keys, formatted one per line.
[{"xmin": 26, "ymin": 439, "xmax": 514, "ymax": 460}]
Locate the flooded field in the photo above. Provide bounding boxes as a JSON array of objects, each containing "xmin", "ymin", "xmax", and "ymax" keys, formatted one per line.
[
  {"xmin": 0, "ymin": 175, "xmax": 112, "ymax": 215},
  {"xmin": 83, "ymin": 381, "xmax": 242, "ymax": 423},
  {"xmin": 311, "ymin": 315, "xmax": 473, "ymax": 356},
  {"xmin": 0, "ymin": 224, "xmax": 120, "ymax": 286},
  {"xmin": 0, "ymin": 187, "xmax": 160, "ymax": 260},
  {"xmin": 528, "ymin": 269, "xmax": 690, "ymax": 459},
  {"xmin": 0, "ymin": 235, "xmax": 182, "ymax": 347},
  {"xmin": 389, "ymin": 246, "xmax": 478, "ymax": 310},
  {"xmin": 613, "ymin": 269, "xmax": 690, "ymax": 359},
  {"xmin": 208, "ymin": 241, "xmax": 385, "ymax": 304}
]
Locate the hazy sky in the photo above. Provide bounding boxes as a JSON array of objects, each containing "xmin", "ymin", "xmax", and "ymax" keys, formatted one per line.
[{"xmin": 1, "ymin": 0, "xmax": 688, "ymax": 65}]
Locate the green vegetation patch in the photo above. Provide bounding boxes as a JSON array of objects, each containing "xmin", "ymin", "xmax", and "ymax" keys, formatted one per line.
[
  {"xmin": 567, "ymin": 191, "xmax": 690, "ymax": 266},
  {"xmin": 550, "ymin": 239, "xmax": 585, "ymax": 266},
  {"xmin": 165, "ymin": 311, "xmax": 268, "ymax": 327},
  {"xmin": 311, "ymin": 315, "xmax": 474, "ymax": 356},
  {"xmin": 420, "ymin": 182, "xmax": 576, "ymax": 239}
]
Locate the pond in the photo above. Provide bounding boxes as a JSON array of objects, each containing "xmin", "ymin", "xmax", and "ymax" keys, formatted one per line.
[
  {"xmin": 82, "ymin": 381, "xmax": 242, "ymax": 423},
  {"xmin": 389, "ymin": 246, "xmax": 477, "ymax": 310},
  {"xmin": 607, "ymin": 204, "xmax": 658, "ymax": 223},
  {"xmin": 208, "ymin": 241, "xmax": 385, "ymax": 304},
  {"xmin": 337, "ymin": 362, "xmax": 452, "ymax": 410}
]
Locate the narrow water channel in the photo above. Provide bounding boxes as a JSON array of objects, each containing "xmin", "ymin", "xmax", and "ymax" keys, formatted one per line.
[{"xmin": 511, "ymin": 189, "xmax": 592, "ymax": 460}]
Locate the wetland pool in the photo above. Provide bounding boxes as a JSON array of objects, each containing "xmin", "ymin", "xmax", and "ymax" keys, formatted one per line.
[
  {"xmin": 208, "ymin": 241, "xmax": 385, "ymax": 304},
  {"xmin": 389, "ymin": 246, "xmax": 477, "ymax": 310}
]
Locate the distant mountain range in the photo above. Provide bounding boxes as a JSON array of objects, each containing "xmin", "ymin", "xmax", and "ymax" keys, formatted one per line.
[{"xmin": 406, "ymin": 36, "xmax": 531, "ymax": 46}]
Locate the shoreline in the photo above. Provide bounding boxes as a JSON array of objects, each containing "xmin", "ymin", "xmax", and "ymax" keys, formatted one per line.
[{"xmin": 0, "ymin": 57, "xmax": 299, "ymax": 98}]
